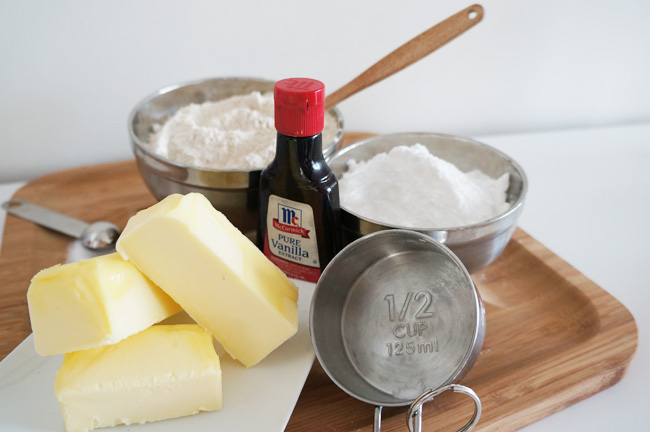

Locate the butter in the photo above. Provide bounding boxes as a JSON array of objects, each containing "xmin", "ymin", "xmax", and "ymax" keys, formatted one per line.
[
  {"xmin": 116, "ymin": 193, "xmax": 298, "ymax": 367},
  {"xmin": 27, "ymin": 252, "xmax": 181, "ymax": 356},
  {"xmin": 55, "ymin": 324, "xmax": 222, "ymax": 432}
]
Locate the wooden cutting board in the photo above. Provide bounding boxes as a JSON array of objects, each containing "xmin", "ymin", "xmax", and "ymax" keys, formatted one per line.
[{"xmin": 0, "ymin": 133, "xmax": 638, "ymax": 431}]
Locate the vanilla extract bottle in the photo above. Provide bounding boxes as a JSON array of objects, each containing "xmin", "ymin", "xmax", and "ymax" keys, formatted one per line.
[{"xmin": 257, "ymin": 78, "xmax": 341, "ymax": 283}]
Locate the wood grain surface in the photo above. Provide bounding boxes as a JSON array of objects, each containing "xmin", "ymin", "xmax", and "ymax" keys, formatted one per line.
[{"xmin": 0, "ymin": 132, "xmax": 638, "ymax": 431}]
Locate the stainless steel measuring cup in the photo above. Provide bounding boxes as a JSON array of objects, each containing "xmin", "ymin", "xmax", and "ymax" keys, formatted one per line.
[{"xmin": 310, "ymin": 230, "xmax": 485, "ymax": 431}]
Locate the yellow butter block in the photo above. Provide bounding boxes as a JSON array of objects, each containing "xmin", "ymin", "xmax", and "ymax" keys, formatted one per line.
[
  {"xmin": 116, "ymin": 193, "xmax": 298, "ymax": 367},
  {"xmin": 27, "ymin": 252, "xmax": 181, "ymax": 356},
  {"xmin": 55, "ymin": 324, "xmax": 222, "ymax": 432}
]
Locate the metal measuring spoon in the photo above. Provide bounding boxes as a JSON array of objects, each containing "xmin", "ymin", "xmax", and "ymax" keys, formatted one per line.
[{"xmin": 1, "ymin": 199, "xmax": 120, "ymax": 250}]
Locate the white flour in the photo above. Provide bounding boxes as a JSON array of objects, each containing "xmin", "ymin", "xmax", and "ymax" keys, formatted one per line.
[
  {"xmin": 339, "ymin": 144, "xmax": 510, "ymax": 228},
  {"xmin": 147, "ymin": 91, "xmax": 338, "ymax": 170}
]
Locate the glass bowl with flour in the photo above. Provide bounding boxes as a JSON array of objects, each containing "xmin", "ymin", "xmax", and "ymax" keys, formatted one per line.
[
  {"xmin": 128, "ymin": 77, "xmax": 344, "ymax": 237},
  {"xmin": 328, "ymin": 133, "xmax": 527, "ymax": 273}
]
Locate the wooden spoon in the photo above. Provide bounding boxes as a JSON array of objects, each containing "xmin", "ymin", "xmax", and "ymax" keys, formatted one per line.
[{"xmin": 325, "ymin": 4, "xmax": 484, "ymax": 113}]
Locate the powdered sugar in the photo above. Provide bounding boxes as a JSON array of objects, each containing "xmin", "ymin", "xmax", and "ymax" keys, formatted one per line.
[
  {"xmin": 339, "ymin": 144, "xmax": 510, "ymax": 228},
  {"xmin": 147, "ymin": 91, "xmax": 339, "ymax": 170}
]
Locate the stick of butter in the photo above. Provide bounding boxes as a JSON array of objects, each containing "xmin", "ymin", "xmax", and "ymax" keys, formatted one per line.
[
  {"xmin": 116, "ymin": 193, "xmax": 298, "ymax": 367},
  {"xmin": 27, "ymin": 252, "xmax": 181, "ymax": 356},
  {"xmin": 55, "ymin": 324, "xmax": 222, "ymax": 432}
]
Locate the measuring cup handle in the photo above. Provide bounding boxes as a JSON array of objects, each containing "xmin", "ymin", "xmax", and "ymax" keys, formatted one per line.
[
  {"xmin": 1, "ymin": 199, "xmax": 88, "ymax": 239},
  {"xmin": 407, "ymin": 384, "xmax": 481, "ymax": 432},
  {"xmin": 374, "ymin": 406, "xmax": 382, "ymax": 432}
]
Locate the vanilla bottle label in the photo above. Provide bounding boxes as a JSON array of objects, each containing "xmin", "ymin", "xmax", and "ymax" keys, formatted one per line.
[{"xmin": 263, "ymin": 194, "xmax": 320, "ymax": 282}]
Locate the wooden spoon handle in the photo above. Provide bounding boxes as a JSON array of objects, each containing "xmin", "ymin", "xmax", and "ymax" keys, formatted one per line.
[{"xmin": 325, "ymin": 4, "xmax": 484, "ymax": 111}]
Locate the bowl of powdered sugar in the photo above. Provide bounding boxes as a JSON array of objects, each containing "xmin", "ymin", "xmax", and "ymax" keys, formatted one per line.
[
  {"xmin": 128, "ymin": 77, "xmax": 343, "ymax": 237},
  {"xmin": 328, "ymin": 133, "xmax": 527, "ymax": 273}
]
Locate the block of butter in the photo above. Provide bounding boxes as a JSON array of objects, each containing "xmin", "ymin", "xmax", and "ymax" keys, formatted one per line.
[
  {"xmin": 55, "ymin": 324, "xmax": 222, "ymax": 432},
  {"xmin": 116, "ymin": 193, "xmax": 298, "ymax": 367},
  {"xmin": 27, "ymin": 252, "xmax": 181, "ymax": 356}
]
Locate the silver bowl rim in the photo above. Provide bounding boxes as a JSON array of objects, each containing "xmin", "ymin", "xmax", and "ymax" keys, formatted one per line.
[
  {"xmin": 330, "ymin": 132, "xmax": 528, "ymax": 232},
  {"xmin": 128, "ymin": 76, "xmax": 344, "ymax": 175}
]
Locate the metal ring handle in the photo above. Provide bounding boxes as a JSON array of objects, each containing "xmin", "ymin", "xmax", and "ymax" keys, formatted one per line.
[{"xmin": 407, "ymin": 384, "xmax": 481, "ymax": 432}]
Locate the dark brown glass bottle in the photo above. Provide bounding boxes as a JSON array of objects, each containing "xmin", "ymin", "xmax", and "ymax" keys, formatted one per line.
[{"xmin": 257, "ymin": 78, "xmax": 341, "ymax": 283}]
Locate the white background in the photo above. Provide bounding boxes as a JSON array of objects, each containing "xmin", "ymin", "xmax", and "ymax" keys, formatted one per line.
[{"xmin": 1, "ymin": 0, "xmax": 650, "ymax": 181}]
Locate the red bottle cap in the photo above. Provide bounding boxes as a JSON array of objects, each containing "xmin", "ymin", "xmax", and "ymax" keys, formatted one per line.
[{"xmin": 274, "ymin": 78, "xmax": 325, "ymax": 137}]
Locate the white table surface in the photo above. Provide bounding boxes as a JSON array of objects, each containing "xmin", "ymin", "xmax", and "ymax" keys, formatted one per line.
[{"xmin": 1, "ymin": 123, "xmax": 648, "ymax": 431}]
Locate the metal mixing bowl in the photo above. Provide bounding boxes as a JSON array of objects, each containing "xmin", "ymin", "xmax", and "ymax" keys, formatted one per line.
[
  {"xmin": 328, "ymin": 133, "xmax": 527, "ymax": 273},
  {"xmin": 128, "ymin": 77, "xmax": 344, "ymax": 236}
]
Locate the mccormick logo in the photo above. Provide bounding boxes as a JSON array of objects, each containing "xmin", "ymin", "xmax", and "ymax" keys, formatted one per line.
[
  {"xmin": 283, "ymin": 78, "xmax": 317, "ymax": 91},
  {"xmin": 273, "ymin": 203, "xmax": 311, "ymax": 238}
]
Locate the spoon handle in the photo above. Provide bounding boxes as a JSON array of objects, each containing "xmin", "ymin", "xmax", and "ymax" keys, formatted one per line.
[
  {"xmin": 325, "ymin": 4, "xmax": 484, "ymax": 111},
  {"xmin": 1, "ymin": 199, "xmax": 88, "ymax": 239}
]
